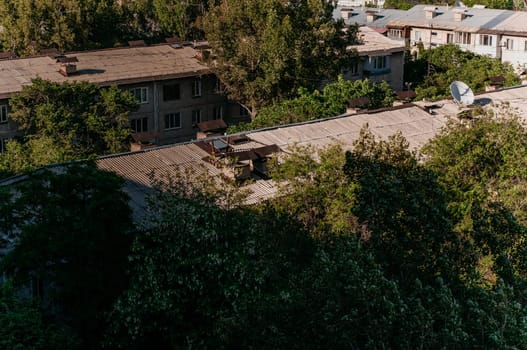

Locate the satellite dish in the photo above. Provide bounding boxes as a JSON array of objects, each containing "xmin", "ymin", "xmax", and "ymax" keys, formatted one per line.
[{"xmin": 450, "ymin": 81, "xmax": 474, "ymax": 106}]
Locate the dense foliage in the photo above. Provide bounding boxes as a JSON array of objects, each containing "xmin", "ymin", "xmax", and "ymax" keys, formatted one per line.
[
  {"xmin": 406, "ymin": 44, "xmax": 520, "ymax": 101},
  {"xmin": 228, "ymin": 77, "xmax": 394, "ymax": 133},
  {"xmin": 422, "ymin": 108, "xmax": 527, "ymax": 286},
  {"xmin": 3, "ymin": 105, "xmax": 527, "ymax": 348},
  {"xmin": 0, "ymin": 78, "xmax": 137, "ymax": 177},
  {"xmin": 0, "ymin": 163, "xmax": 134, "ymax": 349},
  {"xmin": 0, "ymin": 0, "xmax": 209, "ymax": 55},
  {"xmin": 0, "ymin": 280, "xmax": 78, "ymax": 350},
  {"xmin": 203, "ymin": 0, "xmax": 359, "ymax": 118}
]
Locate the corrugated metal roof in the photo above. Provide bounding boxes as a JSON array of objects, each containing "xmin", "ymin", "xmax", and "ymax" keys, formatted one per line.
[
  {"xmin": 247, "ymin": 105, "xmax": 446, "ymax": 151},
  {"xmin": 5, "ymin": 85, "xmax": 527, "ymax": 219}
]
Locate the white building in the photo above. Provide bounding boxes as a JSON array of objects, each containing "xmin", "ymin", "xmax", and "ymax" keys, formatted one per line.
[{"xmin": 336, "ymin": 4, "xmax": 527, "ymax": 72}]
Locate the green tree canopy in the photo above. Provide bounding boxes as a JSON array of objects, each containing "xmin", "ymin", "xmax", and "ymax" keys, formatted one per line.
[
  {"xmin": 0, "ymin": 162, "xmax": 134, "ymax": 348},
  {"xmin": 422, "ymin": 108, "xmax": 527, "ymax": 286},
  {"xmin": 0, "ymin": 78, "xmax": 137, "ymax": 177},
  {"xmin": 0, "ymin": 0, "xmax": 126, "ymax": 55},
  {"xmin": 405, "ymin": 44, "xmax": 520, "ymax": 101},
  {"xmin": 204, "ymin": 0, "xmax": 360, "ymax": 118},
  {"xmin": 228, "ymin": 77, "xmax": 394, "ymax": 133},
  {"xmin": 271, "ymin": 129, "xmax": 470, "ymax": 283}
]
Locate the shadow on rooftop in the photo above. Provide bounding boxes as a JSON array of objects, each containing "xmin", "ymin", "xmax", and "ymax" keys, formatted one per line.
[
  {"xmin": 77, "ymin": 69, "xmax": 105, "ymax": 75},
  {"xmin": 474, "ymin": 97, "xmax": 492, "ymax": 106}
]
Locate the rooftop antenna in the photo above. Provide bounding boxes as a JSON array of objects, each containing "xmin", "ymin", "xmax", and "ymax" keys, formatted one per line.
[{"xmin": 450, "ymin": 81, "xmax": 474, "ymax": 106}]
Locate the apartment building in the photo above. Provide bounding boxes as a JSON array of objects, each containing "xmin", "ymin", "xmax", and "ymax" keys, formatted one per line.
[
  {"xmin": 0, "ymin": 42, "xmax": 228, "ymax": 149},
  {"xmin": 345, "ymin": 26, "xmax": 405, "ymax": 91},
  {"xmin": 336, "ymin": 4, "xmax": 527, "ymax": 71}
]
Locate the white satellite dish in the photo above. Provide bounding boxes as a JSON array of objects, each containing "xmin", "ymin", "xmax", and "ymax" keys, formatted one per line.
[{"xmin": 450, "ymin": 81, "xmax": 474, "ymax": 106}]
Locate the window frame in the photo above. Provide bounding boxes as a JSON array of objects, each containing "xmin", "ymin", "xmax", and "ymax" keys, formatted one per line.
[
  {"xmin": 192, "ymin": 109, "xmax": 202, "ymax": 125},
  {"xmin": 479, "ymin": 34, "xmax": 493, "ymax": 47},
  {"xmin": 164, "ymin": 112, "xmax": 182, "ymax": 130},
  {"xmin": 129, "ymin": 87, "xmax": 148, "ymax": 104},
  {"xmin": 372, "ymin": 56, "xmax": 387, "ymax": 70},
  {"xmin": 213, "ymin": 105, "xmax": 224, "ymax": 120},
  {"xmin": 506, "ymin": 38, "xmax": 514, "ymax": 50},
  {"xmin": 0, "ymin": 104, "xmax": 8, "ymax": 123},
  {"xmin": 389, "ymin": 29, "xmax": 403, "ymax": 39},
  {"xmin": 455, "ymin": 32, "xmax": 471, "ymax": 45},
  {"xmin": 130, "ymin": 117, "xmax": 148, "ymax": 133},
  {"xmin": 192, "ymin": 78, "xmax": 202, "ymax": 97}
]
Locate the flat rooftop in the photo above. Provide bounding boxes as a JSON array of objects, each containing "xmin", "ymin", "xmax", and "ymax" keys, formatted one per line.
[
  {"xmin": 0, "ymin": 44, "xmax": 209, "ymax": 99},
  {"xmin": 350, "ymin": 26, "xmax": 405, "ymax": 55}
]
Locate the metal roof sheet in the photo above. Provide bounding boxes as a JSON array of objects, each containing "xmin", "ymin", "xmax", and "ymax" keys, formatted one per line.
[{"xmin": 7, "ymin": 85, "xmax": 527, "ymax": 219}]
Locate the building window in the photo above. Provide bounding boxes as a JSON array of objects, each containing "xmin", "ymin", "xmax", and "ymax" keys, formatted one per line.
[
  {"xmin": 455, "ymin": 32, "xmax": 471, "ymax": 45},
  {"xmin": 349, "ymin": 62, "xmax": 359, "ymax": 75},
  {"xmin": 415, "ymin": 31, "xmax": 422, "ymax": 41},
  {"xmin": 447, "ymin": 33, "xmax": 454, "ymax": 44},
  {"xmin": 164, "ymin": 112, "xmax": 181, "ymax": 129},
  {"xmin": 0, "ymin": 105, "xmax": 8, "ymax": 123},
  {"xmin": 479, "ymin": 34, "xmax": 493, "ymax": 46},
  {"xmin": 213, "ymin": 105, "xmax": 224, "ymax": 120},
  {"xmin": 130, "ymin": 117, "xmax": 148, "ymax": 133},
  {"xmin": 163, "ymin": 84, "xmax": 180, "ymax": 101},
  {"xmin": 524, "ymin": 40, "xmax": 527, "ymax": 51},
  {"xmin": 389, "ymin": 29, "xmax": 403, "ymax": 39},
  {"xmin": 431, "ymin": 31, "xmax": 438, "ymax": 36},
  {"xmin": 372, "ymin": 56, "xmax": 387, "ymax": 70},
  {"xmin": 129, "ymin": 87, "xmax": 148, "ymax": 104},
  {"xmin": 192, "ymin": 78, "xmax": 202, "ymax": 97},
  {"xmin": 214, "ymin": 77, "xmax": 225, "ymax": 94},
  {"xmin": 506, "ymin": 38, "xmax": 514, "ymax": 50},
  {"xmin": 213, "ymin": 106, "xmax": 223, "ymax": 120},
  {"xmin": 192, "ymin": 110, "xmax": 201, "ymax": 125}
]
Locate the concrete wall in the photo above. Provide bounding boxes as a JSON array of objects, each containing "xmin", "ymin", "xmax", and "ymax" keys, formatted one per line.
[
  {"xmin": 500, "ymin": 35, "xmax": 527, "ymax": 70},
  {"xmin": 473, "ymin": 34, "xmax": 499, "ymax": 58},
  {"xmin": 125, "ymin": 74, "xmax": 228, "ymax": 144}
]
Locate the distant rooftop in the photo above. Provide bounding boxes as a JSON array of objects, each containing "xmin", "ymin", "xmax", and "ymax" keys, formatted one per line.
[
  {"xmin": 387, "ymin": 4, "xmax": 512, "ymax": 32},
  {"xmin": 0, "ymin": 44, "xmax": 209, "ymax": 99},
  {"xmin": 350, "ymin": 26, "xmax": 405, "ymax": 55},
  {"xmin": 335, "ymin": 4, "xmax": 524, "ymax": 35}
]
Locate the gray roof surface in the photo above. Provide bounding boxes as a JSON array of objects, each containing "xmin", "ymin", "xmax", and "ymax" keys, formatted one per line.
[
  {"xmin": 0, "ymin": 45, "xmax": 209, "ymax": 99},
  {"xmin": 351, "ymin": 27, "xmax": 405, "ymax": 55},
  {"xmin": 4, "ymin": 82, "xmax": 527, "ymax": 218},
  {"xmin": 482, "ymin": 11, "xmax": 527, "ymax": 35},
  {"xmin": 96, "ymin": 103, "xmax": 449, "ymax": 216},
  {"xmin": 335, "ymin": 4, "xmax": 525, "ymax": 34},
  {"xmin": 334, "ymin": 7, "xmax": 407, "ymax": 28},
  {"xmin": 387, "ymin": 5, "xmax": 512, "ymax": 31},
  {"xmin": 95, "ymin": 83, "xmax": 527, "ymax": 217}
]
